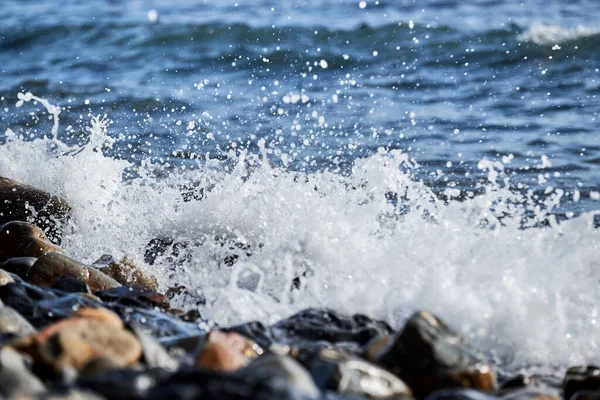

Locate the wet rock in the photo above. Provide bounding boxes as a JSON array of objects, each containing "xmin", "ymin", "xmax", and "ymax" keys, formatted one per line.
[
  {"xmin": 426, "ymin": 389, "xmax": 500, "ymax": 400},
  {"xmin": 363, "ymin": 334, "xmax": 393, "ymax": 362},
  {"xmin": 376, "ymin": 311, "xmax": 497, "ymax": 399},
  {"xmin": 93, "ymin": 254, "xmax": 159, "ymax": 291},
  {"xmin": 271, "ymin": 308, "xmax": 393, "ymax": 350},
  {"xmin": 37, "ymin": 388, "xmax": 105, "ymax": 400},
  {"xmin": 94, "ymin": 286, "xmax": 168, "ymax": 309},
  {"xmin": 499, "ymin": 375, "xmax": 538, "ymax": 392},
  {"xmin": 0, "ymin": 306, "xmax": 36, "ymax": 337},
  {"xmin": 306, "ymin": 347, "xmax": 413, "ymax": 398},
  {"xmin": 27, "ymin": 252, "xmax": 120, "ymax": 292},
  {"xmin": 0, "ymin": 269, "xmax": 14, "ymax": 286},
  {"xmin": 80, "ymin": 355, "xmax": 127, "ymax": 376},
  {"xmin": 0, "ymin": 281, "xmax": 60, "ymax": 328},
  {"xmin": 0, "ymin": 346, "xmax": 45, "ymax": 396},
  {"xmin": 0, "ymin": 176, "xmax": 70, "ymax": 242},
  {"xmin": 129, "ymin": 324, "xmax": 179, "ymax": 371},
  {"xmin": 196, "ymin": 330, "xmax": 249, "ymax": 372},
  {"xmin": 564, "ymin": 366, "xmax": 600, "ymax": 400},
  {"xmin": 225, "ymin": 320, "xmax": 273, "ymax": 349},
  {"xmin": 570, "ymin": 391, "xmax": 600, "ymax": 400},
  {"xmin": 500, "ymin": 387, "xmax": 560, "ymax": 400},
  {"xmin": 238, "ymin": 354, "xmax": 320, "ymax": 398},
  {"xmin": 52, "ymin": 276, "xmax": 91, "ymax": 294},
  {"xmin": 0, "ymin": 221, "xmax": 61, "ymax": 262},
  {"xmin": 17, "ymin": 307, "xmax": 142, "ymax": 373},
  {"xmin": 76, "ymin": 368, "xmax": 171, "ymax": 400},
  {"xmin": 0, "ymin": 257, "xmax": 37, "ymax": 278}
]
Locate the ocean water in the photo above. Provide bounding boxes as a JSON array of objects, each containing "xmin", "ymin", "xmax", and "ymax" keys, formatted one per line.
[{"xmin": 1, "ymin": 0, "xmax": 600, "ymax": 376}]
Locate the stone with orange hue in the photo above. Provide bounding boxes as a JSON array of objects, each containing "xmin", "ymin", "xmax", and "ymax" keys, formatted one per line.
[
  {"xmin": 195, "ymin": 330, "xmax": 249, "ymax": 372},
  {"xmin": 93, "ymin": 254, "xmax": 159, "ymax": 291},
  {"xmin": 26, "ymin": 252, "xmax": 120, "ymax": 292},
  {"xmin": 0, "ymin": 221, "xmax": 61, "ymax": 262},
  {"xmin": 376, "ymin": 311, "xmax": 497, "ymax": 399}
]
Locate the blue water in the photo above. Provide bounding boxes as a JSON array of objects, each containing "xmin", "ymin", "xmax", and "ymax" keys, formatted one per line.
[{"xmin": 1, "ymin": 0, "xmax": 599, "ymax": 214}]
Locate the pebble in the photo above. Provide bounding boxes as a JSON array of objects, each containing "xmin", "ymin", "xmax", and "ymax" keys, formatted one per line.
[
  {"xmin": 564, "ymin": 366, "xmax": 600, "ymax": 400},
  {"xmin": 27, "ymin": 252, "xmax": 120, "ymax": 292},
  {"xmin": 93, "ymin": 254, "xmax": 159, "ymax": 291},
  {"xmin": 0, "ymin": 306, "xmax": 36, "ymax": 337},
  {"xmin": 0, "ymin": 221, "xmax": 62, "ymax": 262},
  {"xmin": 195, "ymin": 330, "xmax": 249, "ymax": 372},
  {"xmin": 376, "ymin": 311, "xmax": 497, "ymax": 399},
  {"xmin": 0, "ymin": 346, "xmax": 45, "ymax": 396}
]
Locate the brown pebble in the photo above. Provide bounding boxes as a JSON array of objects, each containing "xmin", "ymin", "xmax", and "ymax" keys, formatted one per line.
[
  {"xmin": 0, "ymin": 221, "xmax": 61, "ymax": 262},
  {"xmin": 195, "ymin": 330, "xmax": 249, "ymax": 372}
]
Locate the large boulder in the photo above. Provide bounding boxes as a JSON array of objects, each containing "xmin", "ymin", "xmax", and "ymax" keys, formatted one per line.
[
  {"xmin": 376, "ymin": 311, "xmax": 497, "ymax": 399},
  {"xmin": 0, "ymin": 176, "xmax": 70, "ymax": 242}
]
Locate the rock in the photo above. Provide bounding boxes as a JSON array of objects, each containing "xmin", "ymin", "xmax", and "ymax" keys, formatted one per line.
[
  {"xmin": 0, "ymin": 281, "xmax": 60, "ymax": 328},
  {"xmin": 426, "ymin": 389, "xmax": 500, "ymax": 400},
  {"xmin": 500, "ymin": 388, "xmax": 560, "ymax": 400},
  {"xmin": 129, "ymin": 324, "xmax": 179, "ymax": 371},
  {"xmin": 564, "ymin": 366, "xmax": 600, "ymax": 400},
  {"xmin": 570, "ymin": 391, "xmax": 600, "ymax": 400},
  {"xmin": 27, "ymin": 252, "xmax": 120, "ymax": 292},
  {"xmin": 52, "ymin": 276, "xmax": 91, "ymax": 294},
  {"xmin": 93, "ymin": 254, "xmax": 158, "ymax": 291},
  {"xmin": 376, "ymin": 311, "xmax": 497, "ymax": 399},
  {"xmin": 306, "ymin": 347, "xmax": 413, "ymax": 398},
  {"xmin": 76, "ymin": 368, "xmax": 171, "ymax": 400},
  {"xmin": 35, "ymin": 388, "xmax": 105, "ymax": 400},
  {"xmin": 94, "ymin": 286, "xmax": 168, "ymax": 309},
  {"xmin": 238, "ymin": 354, "xmax": 320, "ymax": 398},
  {"xmin": 0, "ymin": 221, "xmax": 61, "ymax": 262},
  {"xmin": 0, "ymin": 257, "xmax": 37, "ymax": 278},
  {"xmin": 17, "ymin": 307, "xmax": 141, "ymax": 373},
  {"xmin": 0, "ymin": 269, "xmax": 14, "ymax": 286},
  {"xmin": 271, "ymin": 308, "xmax": 393, "ymax": 350},
  {"xmin": 0, "ymin": 346, "xmax": 45, "ymax": 396},
  {"xmin": 363, "ymin": 334, "xmax": 394, "ymax": 362},
  {"xmin": 80, "ymin": 355, "xmax": 127, "ymax": 376},
  {"xmin": 0, "ymin": 176, "xmax": 70, "ymax": 242},
  {"xmin": 196, "ymin": 330, "xmax": 249, "ymax": 372},
  {"xmin": 0, "ymin": 306, "xmax": 36, "ymax": 337}
]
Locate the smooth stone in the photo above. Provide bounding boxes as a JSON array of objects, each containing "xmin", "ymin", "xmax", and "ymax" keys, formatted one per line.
[
  {"xmin": 27, "ymin": 252, "xmax": 120, "ymax": 292},
  {"xmin": 426, "ymin": 389, "xmax": 500, "ymax": 400},
  {"xmin": 36, "ymin": 388, "xmax": 105, "ymax": 399},
  {"xmin": 196, "ymin": 330, "xmax": 249, "ymax": 372},
  {"xmin": 0, "ymin": 281, "xmax": 60, "ymax": 328},
  {"xmin": 0, "ymin": 346, "xmax": 45, "ymax": 396},
  {"xmin": 52, "ymin": 275, "xmax": 91, "ymax": 294},
  {"xmin": 0, "ymin": 221, "xmax": 61, "ymax": 262},
  {"xmin": 500, "ymin": 388, "xmax": 560, "ymax": 400},
  {"xmin": 93, "ymin": 254, "xmax": 158, "ymax": 291},
  {"xmin": 0, "ymin": 306, "xmax": 36, "ymax": 336},
  {"xmin": 0, "ymin": 269, "xmax": 14, "ymax": 286},
  {"xmin": 376, "ymin": 311, "xmax": 497, "ymax": 399},
  {"xmin": 0, "ymin": 257, "xmax": 37, "ymax": 279},
  {"xmin": 238, "ymin": 354, "xmax": 320, "ymax": 399},
  {"xmin": 308, "ymin": 347, "xmax": 413, "ymax": 398},
  {"xmin": 129, "ymin": 324, "xmax": 179, "ymax": 371},
  {"xmin": 94, "ymin": 286, "xmax": 168, "ymax": 309},
  {"xmin": 571, "ymin": 391, "xmax": 600, "ymax": 400},
  {"xmin": 18, "ymin": 308, "xmax": 141, "ymax": 373},
  {"xmin": 0, "ymin": 176, "xmax": 70, "ymax": 242},
  {"xmin": 80, "ymin": 355, "xmax": 127, "ymax": 376},
  {"xmin": 76, "ymin": 368, "xmax": 172, "ymax": 400},
  {"xmin": 363, "ymin": 334, "xmax": 393, "ymax": 362},
  {"xmin": 564, "ymin": 366, "xmax": 600, "ymax": 400}
]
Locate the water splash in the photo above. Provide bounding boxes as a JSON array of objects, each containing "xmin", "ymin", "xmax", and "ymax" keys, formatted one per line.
[{"xmin": 1, "ymin": 95, "xmax": 600, "ymax": 377}]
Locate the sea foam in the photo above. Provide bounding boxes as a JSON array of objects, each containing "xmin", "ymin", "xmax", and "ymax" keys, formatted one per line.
[{"xmin": 1, "ymin": 96, "xmax": 599, "ymax": 377}]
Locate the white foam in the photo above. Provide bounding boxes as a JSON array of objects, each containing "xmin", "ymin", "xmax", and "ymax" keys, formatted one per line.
[
  {"xmin": 519, "ymin": 22, "xmax": 600, "ymax": 45},
  {"xmin": 1, "ymin": 100, "xmax": 600, "ymax": 376}
]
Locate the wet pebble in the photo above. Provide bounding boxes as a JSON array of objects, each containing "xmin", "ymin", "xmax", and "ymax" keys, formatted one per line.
[
  {"xmin": 0, "ymin": 346, "xmax": 45, "ymax": 396},
  {"xmin": 564, "ymin": 367, "xmax": 600, "ymax": 400},
  {"xmin": 93, "ymin": 254, "xmax": 159, "ymax": 291},
  {"xmin": 376, "ymin": 311, "xmax": 497, "ymax": 399},
  {"xmin": 0, "ymin": 221, "xmax": 61, "ymax": 262},
  {"xmin": 0, "ymin": 306, "xmax": 36, "ymax": 337}
]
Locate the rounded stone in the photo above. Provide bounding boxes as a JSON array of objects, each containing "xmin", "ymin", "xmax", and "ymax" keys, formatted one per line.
[{"xmin": 0, "ymin": 221, "xmax": 61, "ymax": 262}]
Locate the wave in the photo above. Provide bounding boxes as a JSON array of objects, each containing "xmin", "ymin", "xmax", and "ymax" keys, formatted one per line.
[
  {"xmin": 1, "ymin": 97, "xmax": 600, "ymax": 377},
  {"xmin": 518, "ymin": 22, "xmax": 600, "ymax": 45}
]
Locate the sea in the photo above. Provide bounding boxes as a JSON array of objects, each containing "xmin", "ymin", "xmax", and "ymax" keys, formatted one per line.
[{"xmin": 0, "ymin": 0, "xmax": 599, "ymax": 377}]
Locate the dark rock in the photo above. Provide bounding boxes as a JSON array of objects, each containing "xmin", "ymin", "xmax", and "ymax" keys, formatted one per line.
[
  {"xmin": 0, "ymin": 176, "xmax": 70, "ymax": 242},
  {"xmin": 271, "ymin": 308, "xmax": 393, "ymax": 349},
  {"xmin": 27, "ymin": 252, "xmax": 120, "ymax": 292},
  {"xmin": 0, "ymin": 306, "xmax": 36, "ymax": 336},
  {"xmin": 570, "ymin": 391, "xmax": 600, "ymax": 400},
  {"xmin": 224, "ymin": 320, "xmax": 273, "ymax": 349},
  {"xmin": 237, "ymin": 354, "xmax": 320, "ymax": 398},
  {"xmin": 426, "ymin": 389, "xmax": 500, "ymax": 400},
  {"xmin": 304, "ymin": 347, "xmax": 413, "ymax": 398},
  {"xmin": 93, "ymin": 254, "xmax": 159, "ymax": 291},
  {"xmin": 0, "ymin": 281, "xmax": 60, "ymax": 328},
  {"xmin": 76, "ymin": 368, "xmax": 171, "ymax": 400},
  {"xmin": 500, "ymin": 387, "xmax": 559, "ymax": 400},
  {"xmin": 0, "ymin": 256, "xmax": 37, "ymax": 278},
  {"xmin": 0, "ymin": 221, "xmax": 61, "ymax": 262},
  {"xmin": 94, "ymin": 286, "xmax": 168, "ymax": 309},
  {"xmin": 37, "ymin": 388, "xmax": 106, "ymax": 399},
  {"xmin": 0, "ymin": 346, "xmax": 45, "ymax": 396},
  {"xmin": 564, "ymin": 366, "xmax": 600, "ymax": 400},
  {"xmin": 376, "ymin": 311, "xmax": 497, "ymax": 399},
  {"xmin": 52, "ymin": 276, "xmax": 91, "ymax": 294},
  {"xmin": 499, "ymin": 375, "xmax": 537, "ymax": 391}
]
